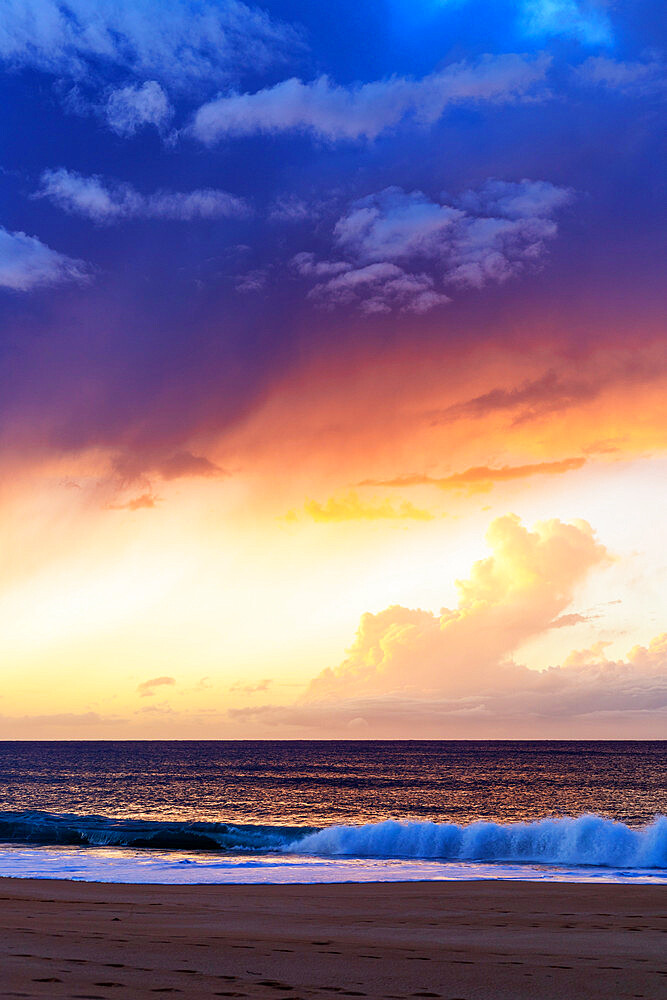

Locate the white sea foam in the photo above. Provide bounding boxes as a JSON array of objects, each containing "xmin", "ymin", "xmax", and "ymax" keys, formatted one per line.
[{"xmin": 0, "ymin": 844, "xmax": 665, "ymax": 885}]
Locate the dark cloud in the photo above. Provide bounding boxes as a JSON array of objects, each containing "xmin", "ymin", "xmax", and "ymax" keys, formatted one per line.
[{"xmin": 155, "ymin": 451, "xmax": 224, "ymax": 481}]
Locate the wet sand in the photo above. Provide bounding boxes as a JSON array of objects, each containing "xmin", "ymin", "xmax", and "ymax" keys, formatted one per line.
[{"xmin": 0, "ymin": 878, "xmax": 664, "ymax": 999}]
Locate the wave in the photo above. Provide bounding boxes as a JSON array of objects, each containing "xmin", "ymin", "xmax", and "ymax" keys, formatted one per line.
[
  {"xmin": 292, "ymin": 815, "xmax": 667, "ymax": 870},
  {"xmin": 0, "ymin": 811, "xmax": 309, "ymax": 852},
  {"xmin": 0, "ymin": 811, "xmax": 665, "ymax": 869}
]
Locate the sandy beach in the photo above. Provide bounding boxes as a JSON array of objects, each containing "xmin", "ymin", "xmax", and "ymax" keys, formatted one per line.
[{"xmin": 0, "ymin": 878, "xmax": 664, "ymax": 999}]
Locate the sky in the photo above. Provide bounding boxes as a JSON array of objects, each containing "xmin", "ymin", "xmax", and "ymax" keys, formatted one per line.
[{"xmin": 0, "ymin": 0, "xmax": 665, "ymax": 739}]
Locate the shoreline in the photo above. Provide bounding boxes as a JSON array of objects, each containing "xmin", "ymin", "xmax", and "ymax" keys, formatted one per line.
[{"xmin": 1, "ymin": 877, "xmax": 664, "ymax": 999}]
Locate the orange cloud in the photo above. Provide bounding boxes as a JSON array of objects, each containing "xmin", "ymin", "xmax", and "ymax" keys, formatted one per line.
[
  {"xmin": 226, "ymin": 515, "xmax": 667, "ymax": 736},
  {"xmin": 221, "ymin": 327, "xmax": 667, "ymax": 511},
  {"xmin": 137, "ymin": 675, "xmax": 175, "ymax": 697},
  {"xmin": 304, "ymin": 514, "xmax": 607, "ymax": 700},
  {"xmin": 360, "ymin": 457, "xmax": 586, "ymax": 494},
  {"xmin": 107, "ymin": 492, "xmax": 161, "ymax": 511}
]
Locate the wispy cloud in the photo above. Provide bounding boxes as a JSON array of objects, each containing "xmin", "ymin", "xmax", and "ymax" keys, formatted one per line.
[
  {"xmin": 230, "ymin": 678, "xmax": 273, "ymax": 694},
  {"xmin": 431, "ymin": 370, "xmax": 597, "ymax": 425},
  {"xmin": 0, "ymin": 0, "xmax": 301, "ymax": 89},
  {"xmin": 360, "ymin": 458, "xmax": 586, "ymax": 494},
  {"xmin": 107, "ymin": 492, "xmax": 161, "ymax": 511},
  {"xmin": 37, "ymin": 168, "xmax": 250, "ymax": 224},
  {"xmin": 0, "ymin": 224, "xmax": 89, "ymax": 291},
  {"xmin": 105, "ymin": 80, "xmax": 173, "ymax": 136},
  {"xmin": 521, "ymin": 0, "xmax": 613, "ymax": 46},
  {"xmin": 137, "ymin": 675, "xmax": 175, "ymax": 697},
  {"xmin": 575, "ymin": 55, "xmax": 667, "ymax": 97},
  {"xmin": 192, "ymin": 53, "xmax": 551, "ymax": 144}
]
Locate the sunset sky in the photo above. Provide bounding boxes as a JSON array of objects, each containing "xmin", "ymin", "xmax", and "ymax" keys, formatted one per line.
[{"xmin": 1, "ymin": 0, "xmax": 665, "ymax": 738}]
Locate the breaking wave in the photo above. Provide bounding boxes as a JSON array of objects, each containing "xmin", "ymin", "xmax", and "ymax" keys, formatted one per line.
[
  {"xmin": 0, "ymin": 811, "xmax": 665, "ymax": 869},
  {"xmin": 292, "ymin": 815, "xmax": 667, "ymax": 869}
]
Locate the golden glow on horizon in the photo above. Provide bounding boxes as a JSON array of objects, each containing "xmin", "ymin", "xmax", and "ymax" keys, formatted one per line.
[{"xmin": 1, "ymin": 332, "xmax": 665, "ymax": 738}]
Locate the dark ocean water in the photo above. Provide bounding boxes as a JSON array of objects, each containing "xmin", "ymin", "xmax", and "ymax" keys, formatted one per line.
[
  {"xmin": 0, "ymin": 741, "xmax": 664, "ymax": 826},
  {"xmin": 0, "ymin": 741, "xmax": 665, "ymax": 881}
]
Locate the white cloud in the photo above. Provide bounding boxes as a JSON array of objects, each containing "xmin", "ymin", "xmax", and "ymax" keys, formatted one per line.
[
  {"xmin": 192, "ymin": 53, "xmax": 551, "ymax": 144},
  {"xmin": 37, "ymin": 168, "xmax": 250, "ymax": 223},
  {"xmin": 105, "ymin": 80, "xmax": 173, "ymax": 136},
  {"xmin": 295, "ymin": 179, "xmax": 573, "ymax": 313},
  {"xmin": 521, "ymin": 0, "xmax": 613, "ymax": 45},
  {"xmin": 0, "ymin": 0, "xmax": 300, "ymax": 89},
  {"xmin": 0, "ymin": 224, "xmax": 89, "ymax": 291}
]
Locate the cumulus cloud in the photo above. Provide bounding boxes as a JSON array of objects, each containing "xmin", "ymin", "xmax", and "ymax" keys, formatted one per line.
[
  {"xmin": 230, "ymin": 516, "xmax": 667, "ymax": 735},
  {"xmin": 37, "ymin": 168, "xmax": 250, "ymax": 223},
  {"xmin": 0, "ymin": 224, "xmax": 89, "ymax": 291},
  {"xmin": 105, "ymin": 80, "xmax": 173, "ymax": 136},
  {"xmin": 293, "ymin": 180, "xmax": 573, "ymax": 313},
  {"xmin": 575, "ymin": 56, "xmax": 667, "ymax": 97},
  {"xmin": 286, "ymin": 492, "xmax": 435, "ymax": 523},
  {"xmin": 0, "ymin": 0, "xmax": 300, "ymax": 89},
  {"xmin": 304, "ymin": 515, "xmax": 608, "ymax": 701},
  {"xmin": 192, "ymin": 53, "xmax": 550, "ymax": 143},
  {"xmin": 360, "ymin": 458, "xmax": 586, "ymax": 494},
  {"xmin": 137, "ymin": 675, "xmax": 175, "ymax": 697}
]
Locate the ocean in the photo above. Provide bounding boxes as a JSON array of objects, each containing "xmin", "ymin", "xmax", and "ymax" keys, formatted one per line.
[{"xmin": 0, "ymin": 741, "xmax": 665, "ymax": 885}]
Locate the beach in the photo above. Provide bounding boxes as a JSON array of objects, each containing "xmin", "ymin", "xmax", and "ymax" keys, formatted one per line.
[{"xmin": 0, "ymin": 878, "xmax": 664, "ymax": 1000}]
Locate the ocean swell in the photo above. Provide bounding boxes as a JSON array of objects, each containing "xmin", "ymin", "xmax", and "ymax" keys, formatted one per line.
[
  {"xmin": 0, "ymin": 810, "xmax": 665, "ymax": 869},
  {"xmin": 0, "ymin": 811, "xmax": 308, "ymax": 852}
]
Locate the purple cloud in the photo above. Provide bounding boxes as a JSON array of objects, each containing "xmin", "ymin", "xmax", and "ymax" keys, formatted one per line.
[
  {"xmin": 37, "ymin": 169, "xmax": 250, "ymax": 224},
  {"xmin": 294, "ymin": 179, "xmax": 573, "ymax": 313}
]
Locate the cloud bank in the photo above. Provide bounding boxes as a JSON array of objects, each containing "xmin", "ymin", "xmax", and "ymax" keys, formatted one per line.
[{"xmin": 230, "ymin": 516, "xmax": 667, "ymax": 735}]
